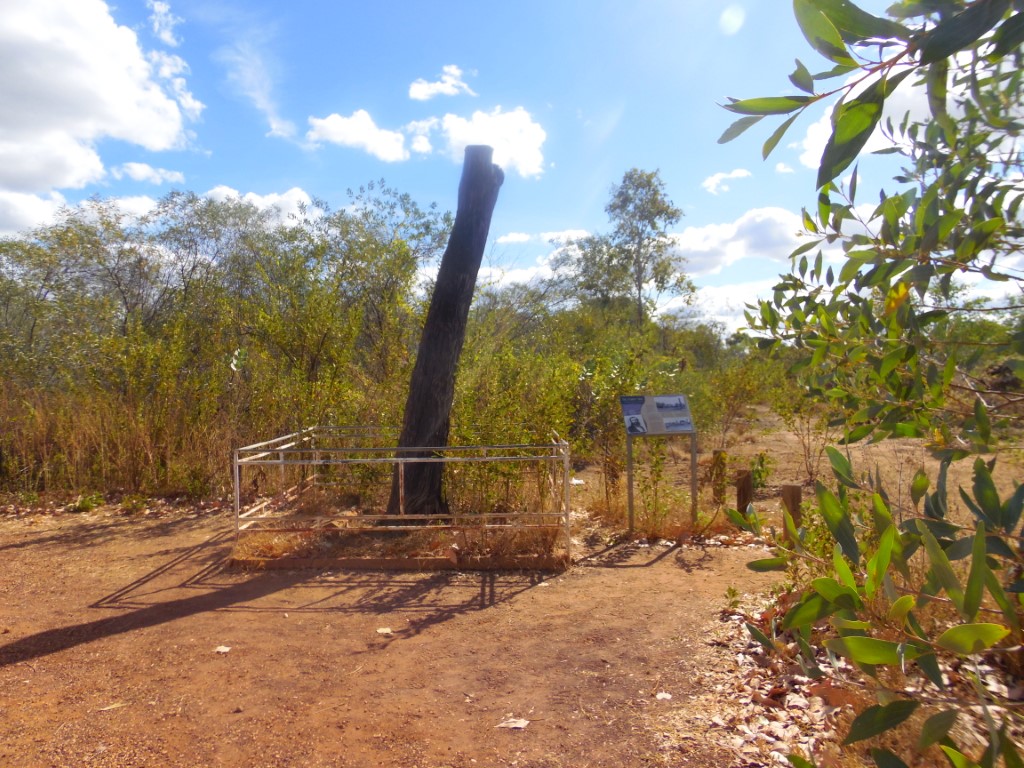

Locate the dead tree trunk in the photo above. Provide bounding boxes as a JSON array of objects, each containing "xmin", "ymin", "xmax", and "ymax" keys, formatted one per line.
[{"xmin": 386, "ymin": 145, "xmax": 504, "ymax": 517}]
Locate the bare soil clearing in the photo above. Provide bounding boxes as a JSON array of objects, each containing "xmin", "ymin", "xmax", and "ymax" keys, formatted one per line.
[
  {"xmin": 0, "ymin": 505, "xmax": 776, "ymax": 768},
  {"xmin": 2, "ymin": 418, "xmax": 1019, "ymax": 767}
]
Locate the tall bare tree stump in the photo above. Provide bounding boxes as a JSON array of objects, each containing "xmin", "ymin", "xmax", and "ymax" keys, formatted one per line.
[{"xmin": 386, "ymin": 146, "xmax": 504, "ymax": 517}]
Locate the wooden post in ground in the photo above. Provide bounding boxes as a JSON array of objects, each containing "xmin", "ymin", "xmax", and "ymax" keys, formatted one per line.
[
  {"xmin": 781, "ymin": 485, "xmax": 803, "ymax": 527},
  {"xmin": 736, "ymin": 469, "xmax": 753, "ymax": 515},
  {"xmin": 711, "ymin": 450, "xmax": 727, "ymax": 504}
]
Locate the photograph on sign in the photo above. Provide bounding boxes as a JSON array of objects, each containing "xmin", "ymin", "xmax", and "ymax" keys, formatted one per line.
[
  {"xmin": 619, "ymin": 394, "xmax": 694, "ymax": 436},
  {"xmin": 663, "ymin": 417, "xmax": 693, "ymax": 432},
  {"xmin": 625, "ymin": 415, "xmax": 648, "ymax": 434},
  {"xmin": 654, "ymin": 395, "xmax": 689, "ymax": 413}
]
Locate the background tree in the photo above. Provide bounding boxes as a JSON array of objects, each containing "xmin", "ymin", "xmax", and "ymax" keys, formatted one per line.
[{"xmin": 554, "ymin": 168, "xmax": 691, "ymax": 329}]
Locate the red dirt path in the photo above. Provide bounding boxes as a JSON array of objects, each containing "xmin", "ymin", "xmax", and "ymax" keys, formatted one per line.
[{"xmin": 0, "ymin": 507, "xmax": 777, "ymax": 767}]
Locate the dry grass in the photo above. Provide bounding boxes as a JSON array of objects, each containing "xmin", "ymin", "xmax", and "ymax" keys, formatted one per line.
[{"xmin": 233, "ymin": 520, "xmax": 566, "ymax": 562}]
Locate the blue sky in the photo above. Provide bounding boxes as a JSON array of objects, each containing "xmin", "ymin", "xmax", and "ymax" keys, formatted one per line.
[{"xmin": 1, "ymin": 0, "xmax": 902, "ymax": 329}]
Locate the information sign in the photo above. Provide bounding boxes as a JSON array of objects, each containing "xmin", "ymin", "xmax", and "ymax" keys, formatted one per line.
[{"xmin": 619, "ymin": 394, "xmax": 694, "ymax": 436}]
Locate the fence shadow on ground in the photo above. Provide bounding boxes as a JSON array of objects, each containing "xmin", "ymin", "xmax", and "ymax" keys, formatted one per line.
[{"xmin": 0, "ymin": 524, "xmax": 547, "ymax": 669}]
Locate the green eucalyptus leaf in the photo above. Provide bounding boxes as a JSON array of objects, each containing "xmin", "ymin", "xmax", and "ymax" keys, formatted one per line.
[
  {"xmin": 794, "ymin": 0, "xmax": 857, "ymax": 65},
  {"xmin": 986, "ymin": 570, "xmax": 1021, "ymax": 633},
  {"xmin": 818, "ymin": 97, "xmax": 880, "ymax": 189},
  {"xmin": 724, "ymin": 96, "xmax": 814, "ymax": 116},
  {"xmin": 812, "ymin": 577, "xmax": 863, "ymax": 609},
  {"xmin": 939, "ymin": 745, "xmax": 983, "ymax": 768},
  {"xmin": 1002, "ymin": 482, "xmax": 1024, "ymax": 533},
  {"xmin": 814, "ymin": 0, "xmax": 911, "ymax": 42},
  {"xmin": 726, "ymin": 507, "xmax": 753, "ymax": 530},
  {"xmin": 833, "ymin": 544, "xmax": 857, "ymax": 590},
  {"xmin": 916, "ymin": 651, "xmax": 945, "ymax": 689},
  {"xmin": 918, "ymin": 709, "xmax": 958, "ymax": 750},
  {"xmin": 963, "ymin": 524, "xmax": 988, "ymax": 623},
  {"xmin": 817, "ymin": 71, "xmax": 911, "ymax": 188},
  {"xmin": 919, "ymin": 0, "xmax": 1011, "ymax": 64},
  {"xmin": 748, "ymin": 557, "xmax": 790, "ymax": 572},
  {"xmin": 818, "ymin": 483, "xmax": 860, "ymax": 563},
  {"xmin": 783, "ymin": 592, "xmax": 834, "ymax": 629},
  {"xmin": 718, "ymin": 114, "xmax": 765, "ymax": 144},
  {"xmin": 992, "ymin": 11, "xmax": 1024, "ymax": 56},
  {"xmin": 789, "ymin": 58, "xmax": 815, "ymax": 93},
  {"xmin": 746, "ymin": 621, "xmax": 777, "ymax": 653},
  {"xmin": 832, "ymin": 616, "xmax": 872, "ymax": 631},
  {"xmin": 870, "ymin": 748, "xmax": 909, "ymax": 768},
  {"xmin": 972, "ymin": 457, "xmax": 1002, "ymax": 527},
  {"xmin": 910, "ymin": 469, "xmax": 930, "ymax": 508},
  {"xmin": 763, "ymin": 112, "xmax": 801, "ymax": 160},
  {"xmin": 841, "ymin": 423, "xmax": 875, "ymax": 443},
  {"xmin": 827, "ymin": 636, "xmax": 910, "ymax": 666},
  {"xmin": 826, "ymin": 446, "xmax": 859, "ymax": 488},
  {"xmin": 921, "ymin": 529, "xmax": 965, "ymax": 613},
  {"xmin": 888, "ymin": 594, "xmax": 916, "ymax": 626},
  {"xmin": 866, "ymin": 526, "xmax": 896, "ymax": 599},
  {"xmin": 935, "ymin": 623, "xmax": 1010, "ymax": 654},
  {"xmin": 974, "ymin": 398, "xmax": 992, "ymax": 447},
  {"xmin": 843, "ymin": 700, "xmax": 918, "ymax": 744}
]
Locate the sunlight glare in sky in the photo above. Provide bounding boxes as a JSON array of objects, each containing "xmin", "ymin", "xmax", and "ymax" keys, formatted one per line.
[{"xmin": 719, "ymin": 5, "xmax": 746, "ymax": 35}]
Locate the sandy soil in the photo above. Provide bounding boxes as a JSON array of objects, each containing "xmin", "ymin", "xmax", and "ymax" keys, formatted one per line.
[
  {"xmin": 3, "ymin": 416, "xmax": 1018, "ymax": 767},
  {"xmin": 0, "ymin": 505, "xmax": 778, "ymax": 768}
]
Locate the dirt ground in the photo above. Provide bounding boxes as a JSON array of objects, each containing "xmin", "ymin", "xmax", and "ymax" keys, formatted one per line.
[
  {"xmin": 1, "ymin": 417, "xmax": 1018, "ymax": 768},
  {"xmin": 0, "ymin": 505, "xmax": 778, "ymax": 768}
]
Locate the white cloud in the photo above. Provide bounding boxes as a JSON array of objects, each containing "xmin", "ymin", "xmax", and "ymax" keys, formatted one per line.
[
  {"xmin": 670, "ymin": 207, "xmax": 803, "ymax": 277},
  {"xmin": 719, "ymin": 5, "xmax": 746, "ymax": 35},
  {"xmin": 113, "ymin": 162, "xmax": 184, "ymax": 185},
  {"xmin": 702, "ymin": 168, "xmax": 752, "ymax": 195},
  {"xmin": 406, "ymin": 118, "xmax": 438, "ymax": 154},
  {"xmin": 496, "ymin": 232, "xmax": 532, "ymax": 244},
  {"xmin": 478, "ymin": 262, "xmax": 554, "ymax": 287},
  {"xmin": 410, "ymin": 134, "xmax": 433, "ymax": 154},
  {"xmin": 307, "ymin": 110, "xmax": 409, "ymax": 162},
  {"xmin": 113, "ymin": 194, "xmax": 160, "ymax": 219},
  {"xmin": 439, "ymin": 107, "xmax": 547, "ymax": 177},
  {"xmin": 797, "ymin": 112, "xmax": 834, "ymax": 170},
  {"xmin": 0, "ymin": 191, "xmax": 67, "ymax": 238},
  {"xmin": 148, "ymin": 51, "xmax": 203, "ymax": 121},
  {"xmin": 205, "ymin": 185, "xmax": 314, "ymax": 225},
  {"xmin": 775, "ymin": 162, "xmax": 794, "ymax": 174},
  {"xmin": 0, "ymin": 0, "xmax": 200, "ymax": 205},
  {"xmin": 688, "ymin": 280, "xmax": 778, "ymax": 332},
  {"xmin": 409, "ymin": 65, "xmax": 476, "ymax": 101},
  {"xmin": 147, "ymin": 0, "xmax": 182, "ymax": 47},
  {"xmin": 541, "ymin": 229, "xmax": 589, "ymax": 245},
  {"xmin": 0, "ymin": 132, "xmax": 106, "ymax": 192},
  {"xmin": 308, "ymin": 104, "xmax": 546, "ymax": 176},
  {"xmin": 216, "ymin": 38, "xmax": 295, "ymax": 139}
]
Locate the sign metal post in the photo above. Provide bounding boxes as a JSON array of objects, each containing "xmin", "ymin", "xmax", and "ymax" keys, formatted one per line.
[{"xmin": 619, "ymin": 394, "xmax": 698, "ymax": 533}]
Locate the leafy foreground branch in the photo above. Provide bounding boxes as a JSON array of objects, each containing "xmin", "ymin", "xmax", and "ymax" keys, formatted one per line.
[
  {"xmin": 720, "ymin": 0, "xmax": 1024, "ymax": 764},
  {"xmin": 732, "ymin": 448, "xmax": 1024, "ymax": 767}
]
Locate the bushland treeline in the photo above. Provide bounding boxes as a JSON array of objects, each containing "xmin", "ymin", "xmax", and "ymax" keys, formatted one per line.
[{"xmin": 0, "ymin": 183, "xmax": 773, "ymax": 499}]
